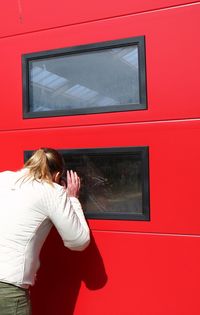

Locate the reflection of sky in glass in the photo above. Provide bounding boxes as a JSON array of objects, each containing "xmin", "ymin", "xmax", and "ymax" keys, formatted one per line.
[
  {"xmin": 29, "ymin": 45, "xmax": 140, "ymax": 112},
  {"xmin": 31, "ymin": 66, "xmax": 67, "ymax": 89},
  {"xmin": 111, "ymin": 47, "xmax": 138, "ymax": 67}
]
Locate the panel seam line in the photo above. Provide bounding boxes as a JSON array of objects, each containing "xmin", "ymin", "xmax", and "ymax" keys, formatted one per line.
[
  {"xmin": 91, "ymin": 230, "xmax": 200, "ymax": 237},
  {"xmin": 0, "ymin": 116, "xmax": 200, "ymax": 133},
  {"xmin": 0, "ymin": 1, "xmax": 199, "ymax": 39}
]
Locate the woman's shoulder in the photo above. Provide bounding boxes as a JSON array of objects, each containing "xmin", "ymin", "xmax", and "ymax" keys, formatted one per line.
[
  {"xmin": 0, "ymin": 170, "xmax": 16, "ymax": 179},
  {"xmin": 0, "ymin": 170, "xmax": 18, "ymax": 188},
  {"xmin": 40, "ymin": 183, "xmax": 67, "ymax": 211},
  {"xmin": 42, "ymin": 181, "xmax": 66, "ymax": 196}
]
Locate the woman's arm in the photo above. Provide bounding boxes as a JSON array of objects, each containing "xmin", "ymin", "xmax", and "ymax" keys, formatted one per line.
[{"xmin": 47, "ymin": 170, "xmax": 90, "ymax": 251}]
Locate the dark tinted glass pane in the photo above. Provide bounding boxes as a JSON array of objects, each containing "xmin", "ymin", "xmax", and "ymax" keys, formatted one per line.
[
  {"xmin": 29, "ymin": 45, "xmax": 140, "ymax": 113},
  {"xmin": 61, "ymin": 148, "xmax": 149, "ymax": 219}
]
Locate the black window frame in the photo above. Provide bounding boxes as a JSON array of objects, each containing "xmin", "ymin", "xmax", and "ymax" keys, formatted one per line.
[
  {"xmin": 24, "ymin": 146, "xmax": 150, "ymax": 221},
  {"xmin": 22, "ymin": 36, "xmax": 147, "ymax": 119}
]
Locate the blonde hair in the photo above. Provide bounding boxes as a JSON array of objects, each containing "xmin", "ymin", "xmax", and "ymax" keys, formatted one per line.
[{"xmin": 23, "ymin": 148, "xmax": 64, "ymax": 184}]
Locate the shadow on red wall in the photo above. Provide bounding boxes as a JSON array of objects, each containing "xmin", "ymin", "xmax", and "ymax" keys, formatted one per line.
[{"xmin": 30, "ymin": 228, "xmax": 107, "ymax": 315}]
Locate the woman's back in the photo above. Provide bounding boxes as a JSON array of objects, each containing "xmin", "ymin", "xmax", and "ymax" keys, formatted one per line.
[
  {"xmin": 0, "ymin": 168, "xmax": 90, "ymax": 288},
  {"xmin": 0, "ymin": 169, "xmax": 55, "ymax": 287},
  {"xmin": 0, "ymin": 148, "xmax": 90, "ymax": 315}
]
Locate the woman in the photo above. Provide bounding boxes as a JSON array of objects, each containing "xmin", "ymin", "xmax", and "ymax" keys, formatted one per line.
[{"xmin": 0, "ymin": 148, "xmax": 90, "ymax": 315}]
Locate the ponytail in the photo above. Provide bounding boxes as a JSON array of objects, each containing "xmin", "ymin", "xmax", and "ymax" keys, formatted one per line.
[{"xmin": 23, "ymin": 148, "xmax": 64, "ymax": 184}]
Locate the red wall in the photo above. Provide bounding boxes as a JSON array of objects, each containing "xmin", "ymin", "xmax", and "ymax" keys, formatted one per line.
[{"xmin": 0, "ymin": 1, "xmax": 200, "ymax": 314}]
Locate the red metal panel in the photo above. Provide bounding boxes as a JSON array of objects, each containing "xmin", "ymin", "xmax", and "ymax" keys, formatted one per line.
[
  {"xmin": 0, "ymin": 2, "xmax": 199, "ymax": 315},
  {"xmin": 0, "ymin": 1, "xmax": 21, "ymax": 37},
  {"xmin": 0, "ymin": 4, "xmax": 199, "ymax": 130},
  {"xmin": 1, "ymin": 119, "xmax": 200, "ymax": 235},
  {"xmin": 31, "ymin": 229, "xmax": 200, "ymax": 315},
  {"xmin": 0, "ymin": 1, "xmax": 198, "ymax": 38}
]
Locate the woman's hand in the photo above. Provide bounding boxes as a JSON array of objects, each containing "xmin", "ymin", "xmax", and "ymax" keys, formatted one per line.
[{"xmin": 67, "ymin": 170, "xmax": 80, "ymax": 198}]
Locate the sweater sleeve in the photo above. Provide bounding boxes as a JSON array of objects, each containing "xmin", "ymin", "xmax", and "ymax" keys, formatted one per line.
[{"xmin": 46, "ymin": 185, "xmax": 90, "ymax": 251}]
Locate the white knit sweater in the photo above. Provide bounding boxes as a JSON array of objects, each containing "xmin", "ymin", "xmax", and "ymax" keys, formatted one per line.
[{"xmin": 0, "ymin": 169, "xmax": 90, "ymax": 288}]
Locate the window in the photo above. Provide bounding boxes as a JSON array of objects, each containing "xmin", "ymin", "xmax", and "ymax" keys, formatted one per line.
[
  {"xmin": 22, "ymin": 36, "xmax": 147, "ymax": 118},
  {"xmin": 24, "ymin": 147, "xmax": 150, "ymax": 220}
]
